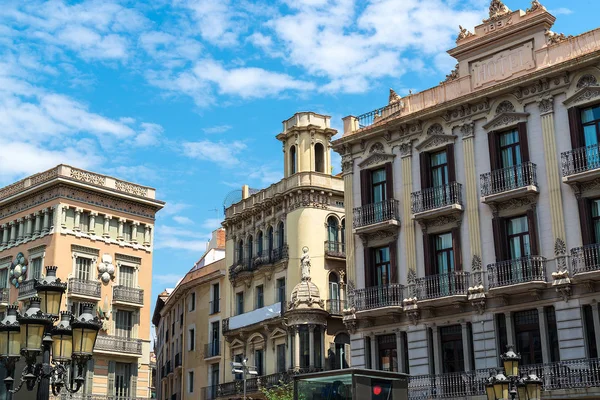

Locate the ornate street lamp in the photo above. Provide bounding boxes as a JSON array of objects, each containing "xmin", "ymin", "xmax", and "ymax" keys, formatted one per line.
[
  {"xmin": 486, "ymin": 345, "xmax": 542, "ymax": 400},
  {"xmin": 0, "ymin": 266, "xmax": 102, "ymax": 400}
]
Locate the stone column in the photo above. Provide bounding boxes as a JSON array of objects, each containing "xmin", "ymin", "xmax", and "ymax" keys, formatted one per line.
[
  {"xmin": 461, "ymin": 322, "xmax": 472, "ymax": 371},
  {"xmin": 1, "ymin": 224, "xmax": 7, "ymax": 247},
  {"xmin": 9, "ymin": 221, "xmax": 16, "ymax": 245},
  {"xmin": 16, "ymin": 218, "xmax": 24, "ymax": 242},
  {"xmin": 460, "ymin": 123, "xmax": 482, "ymax": 259},
  {"xmin": 308, "ymin": 325, "xmax": 315, "ymax": 368},
  {"xmin": 33, "ymin": 211, "xmax": 41, "ymax": 236},
  {"xmin": 294, "ymin": 327, "xmax": 300, "ymax": 370},
  {"xmin": 118, "ymin": 218, "xmax": 125, "ymax": 240},
  {"xmin": 89, "ymin": 212, "xmax": 97, "ymax": 235},
  {"xmin": 592, "ymin": 303, "xmax": 600, "ymax": 356},
  {"xmin": 538, "ymin": 307, "xmax": 550, "ymax": 364},
  {"xmin": 41, "ymin": 208, "xmax": 50, "ymax": 234},
  {"xmin": 103, "ymin": 215, "xmax": 112, "ymax": 238},
  {"xmin": 144, "ymin": 225, "xmax": 151, "ymax": 246},
  {"xmin": 132, "ymin": 222, "xmax": 139, "ymax": 243},
  {"xmin": 320, "ymin": 327, "xmax": 325, "ymax": 369},
  {"xmin": 431, "ymin": 326, "xmax": 441, "ymax": 375},
  {"xmin": 341, "ymin": 155, "xmax": 355, "ymax": 288},
  {"xmin": 370, "ymin": 334, "xmax": 377, "ymax": 370},
  {"xmin": 505, "ymin": 312, "xmax": 515, "ymax": 352},
  {"xmin": 396, "ymin": 330, "xmax": 406, "ymax": 373},
  {"xmin": 399, "ymin": 143, "xmax": 417, "ymax": 273},
  {"xmin": 288, "ymin": 329, "xmax": 294, "ymax": 370},
  {"xmin": 24, "ymin": 215, "xmax": 32, "ymax": 240},
  {"xmin": 73, "ymin": 208, "xmax": 82, "ymax": 232}
]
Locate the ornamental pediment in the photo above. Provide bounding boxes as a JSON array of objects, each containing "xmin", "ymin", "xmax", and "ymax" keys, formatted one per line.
[
  {"xmin": 415, "ymin": 134, "xmax": 457, "ymax": 151},
  {"xmin": 483, "ymin": 112, "xmax": 529, "ymax": 130},
  {"xmin": 563, "ymin": 86, "xmax": 600, "ymax": 107},
  {"xmin": 358, "ymin": 152, "xmax": 395, "ymax": 168}
]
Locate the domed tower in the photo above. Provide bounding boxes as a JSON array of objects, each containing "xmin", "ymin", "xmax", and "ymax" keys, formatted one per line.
[{"xmin": 277, "ymin": 112, "xmax": 337, "ymax": 177}]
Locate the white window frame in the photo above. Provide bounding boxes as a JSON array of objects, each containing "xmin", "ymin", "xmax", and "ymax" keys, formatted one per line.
[
  {"xmin": 187, "ymin": 325, "xmax": 196, "ymax": 351},
  {"xmin": 28, "ymin": 245, "xmax": 46, "ymax": 281},
  {"xmin": 187, "ymin": 370, "xmax": 194, "ymax": 394},
  {"xmin": 188, "ymin": 292, "xmax": 196, "ymax": 312},
  {"xmin": 0, "ymin": 257, "xmax": 11, "ymax": 289},
  {"xmin": 115, "ymin": 255, "xmax": 140, "ymax": 288},
  {"xmin": 71, "ymin": 245, "xmax": 99, "ymax": 279}
]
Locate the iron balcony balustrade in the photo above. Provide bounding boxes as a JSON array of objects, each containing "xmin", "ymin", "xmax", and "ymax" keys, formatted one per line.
[
  {"xmin": 415, "ymin": 271, "xmax": 470, "ymax": 300},
  {"xmin": 353, "ymin": 199, "xmax": 400, "ymax": 231},
  {"xmin": 571, "ymin": 243, "xmax": 600, "ymax": 276},
  {"xmin": 487, "ymin": 255, "xmax": 547, "ymax": 289},
  {"xmin": 411, "ymin": 182, "xmax": 463, "ymax": 218},
  {"xmin": 0, "ymin": 287, "xmax": 8, "ymax": 305},
  {"xmin": 17, "ymin": 279, "xmax": 37, "ymax": 300},
  {"xmin": 67, "ymin": 277, "xmax": 101, "ymax": 299},
  {"xmin": 353, "ymin": 284, "xmax": 404, "ymax": 312},
  {"xmin": 326, "ymin": 299, "xmax": 347, "ymax": 315},
  {"xmin": 58, "ymin": 395, "xmax": 152, "ymax": 400},
  {"xmin": 229, "ymin": 245, "xmax": 289, "ymax": 279},
  {"xmin": 480, "ymin": 161, "xmax": 538, "ymax": 202},
  {"xmin": 324, "ymin": 240, "xmax": 346, "ymax": 258},
  {"xmin": 357, "ymin": 100, "xmax": 406, "ymax": 129},
  {"xmin": 113, "ymin": 285, "xmax": 144, "ymax": 305},
  {"xmin": 561, "ymin": 144, "xmax": 600, "ymax": 183},
  {"xmin": 94, "ymin": 334, "xmax": 143, "ymax": 356},
  {"xmin": 204, "ymin": 371, "xmax": 306, "ymax": 400},
  {"xmin": 204, "ymin": 341, "xmax": 220, "ymax": 358}
]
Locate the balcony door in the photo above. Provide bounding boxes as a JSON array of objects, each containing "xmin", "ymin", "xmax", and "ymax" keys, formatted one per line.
[
  {"xmin": 327, "ymin": 216, "xmax": 338, "ymax": 252},
  {"xmin": 592, "ymin": 199, "xmax": 600, "ymax": 243},
  {"xmin": 373, "ymin": 247, "xmax": 390, "ymax": 287},
  {"xmin": 329, "ymin": 273, "xmax": 340, "ymax": 313},
  {"xmin": 75, "ymin": 257, "xmax": 92, "ymax": 281},
  {"xmin": 377, "ymin": 334, "xmax": 397, "ymax": 372},
  {"xmin": 115, "ymin": 310, "xmax": 133, "ymax": 339},
  {"xmin": 211, "ymin": 321, "xmax": 219, "ymax": 355},
  {"xmin": 514, "ymin": 310, "xmax": 543, "ymax": 365},
  {"xmin": 582, "ymin": 105, "xmax": 600, "ymax": 168},
  {"xmin": 440, "ymin": 325, "xmax": 464, "ymax": 373},
  {"xmin": 431, "ymin": 150, "xmax": 449, "ymax": 207},
  {"xmin": 507, "ymin": 216, "xmax": 531, "ymax": 282},
  {"xmin": 435, "ymin": 233, "xmax": 455, "ymax": 296},
  {"xmin": 115, "ymin": 362, "xmax": 132, "ymax": 398},
  {"xmin": 120, "ymin": 265, "xmax": 135, "ymax": 287}
]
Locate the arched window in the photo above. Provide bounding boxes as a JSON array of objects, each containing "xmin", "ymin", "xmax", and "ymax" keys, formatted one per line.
[
  {"xmin": 332, "ymin": 333, "xmax": 351, "ymax": 370},
  {"xmin": 341, "ymin": 219, "xmax": 346, "ymax": 250},
  {"xmin": 248, "ymin": 235, "xmax": 253, "ymax": 260},
  {"xmin": 329, "ymin": 273, "xmax": 340, "ymax": 305},
  {"xmin": 290, "ymin": 145, "xmax": 297, "ymax": 175},
  {"xmin": 237, "ymin": 240, "xmax": 244, "ymax": 264},
  {"xmin": 315, "ymin": 143, "xmax": 325, "ymax": 173},
  {"xmin": 327, "ymin": 216, "xmax": 338, "ymax": 252},
  {"xmin": 257, "ymin": 231, "xmax": 264, "ymax": 256},
  {"xmin": 267, "ymin": 227, "xmax": 274, "ymax": 255},
  {"xmin": 278, "ymin": 222, "xmax": 285, "ymax": 249}
]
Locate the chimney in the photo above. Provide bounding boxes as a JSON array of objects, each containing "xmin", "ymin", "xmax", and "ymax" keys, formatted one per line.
[{"xmin": 242, "ymin": 185, "xmax": 250, "ymax": 200}]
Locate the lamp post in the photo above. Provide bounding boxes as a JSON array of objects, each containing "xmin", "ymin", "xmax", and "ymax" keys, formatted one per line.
[
  {"xmin": 486, "ymin": 345, "xmax": 543, "ymax": 400},
  {"xmin": 231, "ymin": 357, "xmax": 258, "ymax": 400},
  {"xmin": 0, "ymin": 266, "xmax": 102, "ymax": 400}
]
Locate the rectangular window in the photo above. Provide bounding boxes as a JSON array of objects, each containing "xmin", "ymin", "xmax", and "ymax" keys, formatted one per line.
[
  {"xmin": 581, "ymin": 105, "xmax": 600, "ymax": 147},
  {"xmin": 256, "ymin": 285, "xmax": 264, "ymax": 309},
  {"xmin": 546, "ymin": 306, "xmax": 560, "ymax": 362},
  {"xmin": 211, "ymin": 283, "xmax": 220, "ymax": 314},
  {"xmin": 496, "ymin": 313, "xmax": 508, "ymax": 363},
  {"xmin": 123, "ymin": 223, "xmax": 132, "ymax": 241},
  {"xmin": 234, "ymin": 354, "xmax": 243, "ymax": 380},
  {"xmin": 377, "ymin": 334, "xmax": 397, "ymax": 372},
  {"xmin": 119, "ymin": 266, "xmax": 135, "ymax": 288},
  {"xmin": 507, "ymin": 216, "xmax": 531, "ymax": 259},
  {"xmin": 371, "ymin": 168, "xmax": 387, "ymax": 204},
  {"xmin": 0, "ymin": 268, "xmax": 7, "ymax": 288},
  {"xmin": 114, "ymin": 362, "xmax": 131, "ymax": 398},
  {"xmin": 277, "ymin": 344, "xmax": 286, "ymax": 373},
  {"xmin": 80, "ymin": 212, "xmax": 89, "ymax": 233},
  {"xmin": 211, "ymin": 363, "xmax": 220, "ymax": 386},
  {"xmin": 583, "ymin": 305, "xmax": 598, "ymax": 358},
  {"xmin": 371, "ymin": 246, "xmax": 390, "ymax": 287},
  {"xmin": 591, "ymin": 199, "xmax": 600, "ymax": 243},
  {"xmin": 236, "ymin": 292, "xmax": 244, "ymax": 315},
  {"xmin": 189, "ymin": 292, "xmax": 196, "ymax": 312},
  {"xmin": 440, "ymin": 325, "xmax": 464, "ymax": 373},
  {"xmin": 402, "ymin": 331, "xmax": 410, "ymax": 375},
  {"xmin": 434, "ymin": 232, "xmax": 454, "ymax": 275},
  {"xmin": 31, "ymin": 257, "xmax": 43, "ymax": 280},
  {"xmin": 211, "ymin": 321, "xmax": 219, "ymax": 345},
  {"xmin": 430, "ymin": 150, "xmax": 449, "ymax": 187},
  {"xmin": 188, "ymin": 328, "xmax": 195, "ymax": 351},
  {"xmin": 115, "ymin": 310, "xmax": 133, "ymax": 339},
  {"xmin": 75, "ymin": 257, "xmax": 92, "ymax": 281},
  {"xmin": 299, "ymin": 326, "xmax": 309, "ymax": 368},
  {"xmin": 276, "ymin": 278, "xmax": 286, "ymax": 303},
  {"xmin": 255, "ymin": 349, "xmax": 264, "ymax": 376},
  {"xmin": 188, "ymin": 371, "xmax": 194, "ymax": 393},
  {"xmin": 499, "ymin": 129, "xmax": 522, "ymax": 168},
  {"xmin": 514, "ymin": 309, "xmax": 543, "ymax": 365}
]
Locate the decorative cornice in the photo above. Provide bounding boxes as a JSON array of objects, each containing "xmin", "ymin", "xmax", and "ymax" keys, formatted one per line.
[
  {"xmin": 358, "ymin": 152, "xmax": 396, "ymax": 168},
  {"xmin": 563, "ymin": 86, "xmax": 600, "ymax": 107},
  {"xmin": 28, "ymin": 244, "xmax": 46, "ymax": 255},
  {"xmin": 415, "ymin": 134, "xmax": 457, "ymax": 151},
  {"xmin": 482, "ymin": 112, "xmax": 529, "ymax": 130},
  {"xmin": 115, "ymin": 253, "xmax": 142, "ymax": 265},
  {"xmin": 71, "ymin": 245, "xmax": 100, "ymax": 256}
]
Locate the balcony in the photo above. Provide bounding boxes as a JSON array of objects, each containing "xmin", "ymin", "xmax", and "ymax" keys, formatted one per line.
[
  {"xmin": 411, "ymin": 182, "xmax": 463, "ymax": 221},
  {"xmin": 415, "ymin": 272, "xmax": 470, "ymax": 305},
  {"xmin": 480, "ymin": 162, "xmax": 538, "ymax": 204},
  {"xmin": 223, "ymin": 301, "xmax": 282, "ymax": 333},
  {"xmin": 571, "ymin": 243, "xmax": 600, "ymax": 280},
  {"xmin": 0, "ymin": 288, "xmax": 9, "ymax": 306},
  {"xmin": 487, "ymin": 256, "xmax": 547, "ymax": 293},
  {"xmin": 562, "ymin": 144, "xmax": 600, "ymax": 184},
  {"xmin": 326, "ymin": 299, "xmax": 347, "ymax": 315},
  {"xmin": 175, "ymin": 353, "xmax": 181, "ymax": 369},
  {"xmin": 94, "ymin": 335, "xmax": 142, "ymax": 356},
  {"xmin": 67, "ymin": 278, "xmax": 101, "ymax": 300},
  {"xmin": 324, "ymin": 241, "xmax": 346, "ymax": 259},
  {"xmin": 204, "ymin": 341, "xmax": 220, "ymax": 359},
  {"xmin": 17, "ymin": 279, "xmax": 37, "ymax": 300},
  {"xmin": 207, "ymin": 372, "xmax": 291, "ymax": 400},
  {"xmin": 353, "ymin": 199, "xmax": 400, "ymax": 234},
  {"xmin": 230, "ymin": 245, "xmax": 289, "ymax": 279},
  {"xmin": 353, "ymin": 284, "xmax": 404, "ymax": 315},
  {"xmin": 113, "ymin": 285, "xmax": 144, "ymax": 305}
]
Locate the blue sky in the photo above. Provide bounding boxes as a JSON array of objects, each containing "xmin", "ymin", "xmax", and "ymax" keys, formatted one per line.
[{"xmin": 1, "ymin": 0, "xmax": 598, "ymax": 319}]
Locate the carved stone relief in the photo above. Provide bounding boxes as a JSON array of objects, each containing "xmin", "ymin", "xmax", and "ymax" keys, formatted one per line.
[{"xmin": 495, "ymin": 100, "xmax": 516, "ymax": 114}]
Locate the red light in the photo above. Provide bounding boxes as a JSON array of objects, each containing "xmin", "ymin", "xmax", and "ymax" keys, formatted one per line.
[{"xmin": 373, "ymin": 385, "xmax": 382, "ymax": 396}]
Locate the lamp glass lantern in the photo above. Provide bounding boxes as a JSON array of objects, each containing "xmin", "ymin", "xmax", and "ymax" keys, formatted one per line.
[
  {"xmin": 490, "ymin": 373, "xmax": 509, "ymax": 400},
  {"xmin": 501, "ymin": 345, "xmax": 521, "ymax": 378},
  {"xmin": 51, "ymin": 312, "xmax": 73, "ymax": 362},
  {"xmin": 35, "ymin": 266, "xmax": 67, "ymax": 317},
  {"xmin": 18, "ymin": 297, "xmax": 52, "ymax": 352},
  {"xmin": 71, "ymin": 303, "xmax": 101, "ymax": 357},
  {"xmin": 522, "ymin": 374, "xmax": 542, "ymax": 400},
  {"xmin": 0, "ymin": 305, "xmax": 21, "ymax": 357}
]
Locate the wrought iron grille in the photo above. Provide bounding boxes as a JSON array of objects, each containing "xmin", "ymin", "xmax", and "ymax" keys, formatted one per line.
[
  {"xmin": 324, "ymin": 241, "xmax": 346, "ymax": 258},
  {"xmin": 571, "ymin": 243, "xmax": 600, "ymax": 274},
  {"xmin": 480, "ymin": 161, "xmax": 537, "ymax": 197},
  {"xmin": 411, "ymin": 182, "xmax": 462, "ymax": 214},
  {"xmin": 357, "ymin": 101, "xmax": 405, "ymax": 129},
  {"xmin": 353, "ymin": 284, "xmax": 404, "ymax": 311},
  {"xmin": 113, "ymin": 285, "xmax": 144, "ymax": 305},
  {"xmin": 487, "ymin": 255, "xmax": 547, "ymax": 288},
  {"xmin": 326, "ymin": 299, "xmax": 347, "ymax": 315},
  {"xmin": 67, "ymin": 278, "xmax": 101, "ymax": 298},
  {"xmin": 17, "ymin": 279, "xmax": 37, "ymax": 299},
  {"xmin": 561, "ymin": 144, "xmax": 600, "ymax": 177},
  {"xmin": 415, "ymin": 272, "xmax": 470, "ymax": 300},
  {"xmin": 353, "ymin": 199, "xmax": 400, "ymax": 228},
  {"xmin": 95, "ymin": 335, "xmax": 142, "ymax": 355}
]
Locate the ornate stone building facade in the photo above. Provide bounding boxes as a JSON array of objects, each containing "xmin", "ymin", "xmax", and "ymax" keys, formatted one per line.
[
  {"xmin": 0, "ymin": 164, "xmax": 164, "ymax": 399},
  {"xmin": 210, "ymin": 112, "xmax": 349, "ymax": 399},
  {"xmin": 334, "ymin": 1, "xmax": 600, "ymax": 397}
]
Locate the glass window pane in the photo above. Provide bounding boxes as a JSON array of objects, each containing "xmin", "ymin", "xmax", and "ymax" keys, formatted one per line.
[
  {"xmin": 500, "ymin": 130, "xmax": 519, "ymax": 146},
  {"xmin": 372, "ymin": 169, "xmax": 386, "ymax": 184},
  {"xmin": 508, "ymin": 217, "xmax": 528, "ymax": 235},
  {"xmin": 581, "ymin": 106, "xmax": 600, "ymax": 124},
  {"xmin": 584, "ymin": 125, "xmax": 599, "ymax": 147},
  {"xmin": 431, "ymin": 151, "xmax": 447, "ymax": 166}
]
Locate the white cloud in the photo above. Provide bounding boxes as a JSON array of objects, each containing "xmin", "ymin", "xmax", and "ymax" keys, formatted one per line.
[
  {"xmin": 135, "ymin": 123, "xmax": 163, "ymax": 147},
  {"xmin": 201, "ymin": 218, "xmax": 223, "ymax": 230},
  {"xmin": 182, "ymin": 139, "xmax": 247, "ymax": 166},
  {"xmin": 549, "ymin": 8, "xmax": 573, "ymax": 16},
  {"xmin": 177, "ymin": 0, "xmax": 242, "ymax": 46},
  {"xmin": 203, "ymin": 125, "xmax": 232, "ymax": 134},
  {"xmin": 160, "ymin": 202, "xmax": 191, "ymax": 217},
  {"xmin": 173, "ymin": 216, "xmax": 194, "ymax": 225}
]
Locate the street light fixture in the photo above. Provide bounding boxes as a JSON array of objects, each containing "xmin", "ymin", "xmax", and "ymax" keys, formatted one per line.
[
  {"xmin": 231, "ymin": 357, "xmax": 258, "ymax": 400},
  {"xmin": 0, "ymin": 266, "xmax": 102, "ymax": 400},
  {"xmin": 486, "ymin": 345, "xmax": 542, "ymax": 400}
]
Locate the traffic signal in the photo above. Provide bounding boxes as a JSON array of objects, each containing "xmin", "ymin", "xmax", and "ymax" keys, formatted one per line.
[{"xmin": 371, "ymin": 379, "xmax": 392, "ymax": 400}]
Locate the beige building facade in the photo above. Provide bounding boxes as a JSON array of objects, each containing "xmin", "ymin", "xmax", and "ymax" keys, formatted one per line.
[
  {"xmin": 153, "ymin": 229, "xmax": 226, "ymax": 400},
  {"xmin": 333, "ymin": 0, "xmax": 600, "ymax": 398},
  {"xmin": 0, "ymin": 164, "xmax": 164, "ymax": 400}
]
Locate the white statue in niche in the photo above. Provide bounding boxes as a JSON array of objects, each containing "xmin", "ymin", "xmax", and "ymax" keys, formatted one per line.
[{"xmin": 300, "ymin": 246, "xmax": 311, "ymax": 281}]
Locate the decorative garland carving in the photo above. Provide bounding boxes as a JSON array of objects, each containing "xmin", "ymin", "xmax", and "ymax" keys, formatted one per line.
[
  {"xmin": 70, "ymin": 168, "xmax": 106, "ymax": 186},
  {"xmin": 484, "ymin": 0, "xmax": 511, "ymax": 23},
  {"xmin": 115, "ymin": 180, "xmax": 148, "ymax": 197},
  {"xmin": 369, "ymin": 142, "xmax": 385, "ymax": 154},
  {"xmin": 456, "ymin": 27, "xmax": 473, "ymax": 43},
  {"xmin": 569, "ymin": 88, "xmax": 600, "ymax": 105},
  {"xmin": 426, "ymin": 123, "xmax": 444, "ymax": 136},
  {"xmin": 577, "ymin": 75, "xmax": 598, "ymax": 89},
  {"xmin": 495, "ymin": 100, "xmax": 515, "ymax": 114},
  {"xmin": 526, "ymin": 0, "xmax": 545, "ymax": 13}
]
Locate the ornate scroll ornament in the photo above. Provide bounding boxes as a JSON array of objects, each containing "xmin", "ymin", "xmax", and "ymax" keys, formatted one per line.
[
  {"xmin": 577, "ymin": 74, "xmax": 599, "ymax": 89},
  {"xmin": 456, "ymin": 26, "xmax": 474, "ymax": 43},
  {"xmin": 484, "ymin": 0, "xmax": 511, "ymax": 22},
  {"xmin": 389, "ymin": 89, "xmax": 402, "ymax": 104},
  {"xmin": 545, "ymin": 30, "xmax": 572, "ymax": 45},
  {"xmin": 495, "ymin": 100, "xmax": 516, "ymax": 114},
  {"xmin": 369, "ymin": 142, "xmax": 385, "ymax": 154},
  {"xmin": 460, "ymin": 122, "xmax": 475, "ymax": 139},
  {"xmin": 442, "ymin": 64, "xmax": 460, "ymax": 84},
  {"xmin": 70, "ymin": 168, "xmax": 106, "ymax": 186},
  {"xmin": 115, "ymin": 180, "xmax": 148, "ymax": 197},
  {"xmin": 398, "ymin": 142, "xmax": 412, "ymax": 157},
  {"xmin": 341, "ymin": 155, "xmax": 353, "ymax": 174},
  {"xmin": 526, "ymin": 0, "xmax": 545, "ymax": 13},
  {"xmin": 538, "ymin": 97, "xmax": 554, "ymax": 114},
  {"xmin": 426, "ymin": 123, "xmax": 444, "ymax": 136},
  {"xmin": 407, "ymin": 268, "xmax": 416, "ymax": 284}
]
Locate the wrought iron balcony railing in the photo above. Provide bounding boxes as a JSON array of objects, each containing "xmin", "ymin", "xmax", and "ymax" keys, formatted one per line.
[
  {"xmin": 95, "ymin": 335, "xmax": 142, "ymax": 355},
  {"xmin": 353, "ymin": 199, "xmax": 400, "ymax": 228},
  {"xmin": 353, "ymin": 284, "xmax": 404, "ymax": 311},
  {"xmin": 230, "ymin": 245, "xmax": 289, "ymax": 277},
  {"xmin": 113, "ymin": 285, "xmax": 144, "ymax": 305},
  {"xmin": 408, "ymin": 368, "xmax": 494, "ymax": 399},
  {"xmin": 326, "ymin": 299, "xmax": 347, "ymax": 315},
  {"xmin": 487, "ymin": 256, "xmax": 547, "ymax": 288},
  {"xmin": 561, "ymin": 144, "xmax": 600, "ymax": 177},
  {"xmin": 206, "ymin": 371, "xmax": 292, "ymax": 400},
  {"xmin": 204, "ymin": 341, "xmax": 220, "ymax": 358},
  {"xmin": 411, "ymin": 182, "xmax": 463, "ymax": 214},
  {"xmin": 480, "ymin": 161, "xmax": 538, "ymax": 197},
  {"xmin": 571, "ymin": 243, "xmax": 600, "ymax": 274},
  {"xmin": 17, "ymin": 279, "xmax": 37, "ymax": 299},
  {"xmin": 324, "ymin": 241, "xmax": 346, "ymax": 258},
  {"xmin": 415, "ymin": 271, "xmax": 470, "ymax": 300},
  {"xmin": 67, "ymin": 278, "xmax": 101, "ymax": 299},
  {"xmin": 357, "ymin": 101, "xmax": 406, "ymax": 129}
]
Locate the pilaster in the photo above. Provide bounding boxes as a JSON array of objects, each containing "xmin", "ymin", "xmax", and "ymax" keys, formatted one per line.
[
  {"xmin": 132, "ymin": 222, "xmax": 139, "ymax": 243},
  {"xmin": 431, "ymin": 326, "xmax": 441, "ymax": 375},
  {"xmin": 74, "ymin": 208, "xmax": 82, "ymax": 232},
  {"xmin": 16, "ymin": 218, "xmax": 23, "ymax": 242},
  {"xmin": 118, "ymin": 218, "xmax": 125, "ymax": 241},
  {"xmin": 9, "ymin": 221, "xmax": 16, "ymax": 245},
  {"xmin": 41, "ymin": 208, "xmax": 50, "ymax": 234},
  {"xmin": 1, "ymin": 224, "xmax": 7, "ymax": 246},
  {"xmin": 342, "ymin": 161, "xmax": 355, "ymax": 287},
  {"xmin": 461, "ymin": 322, "xmax": 472, "ymax": 371},
  {"xmin": 308, "ymin": 325, "xmax": 315, "ymax": 368},
  {"xmin": 103, "ymin": 215, "xmax": 112, "ymax": 238},
  {"xmin": 400, "ymin": 143, "xmax": 417, "ymax": 272},
  {"xmin": 24, "ymin": 215, "xmax": 32, "ymax": 240},
  {"xmin": 460, "ymin": 123, "xmax": 482, "ymax": 258},
  {"xmin": 538, "ymin": 307, "xmax": 550, "ymax": 364},
  {"xmin": 34, "ymin": 211, "xmax": 41, "ymax": 236},
  {"xmin": 89, "ymin": 212, "xmax": 97, "ymax": 235}
]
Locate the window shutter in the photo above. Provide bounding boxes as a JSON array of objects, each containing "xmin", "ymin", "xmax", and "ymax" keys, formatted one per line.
[
  {"xmin": 107, "ymin": 361, "xmax": 116, "ymax": 396},
  {"xmin": 420, "ymin": 152, "xmax": 432, "ymax": 189},
  {"xmin": 423, "ymin": 233, "xmax": 433, "ymax": 276},
  {"xmin": 130, "ymin": 363, "xmax": 138, "ymax": 398},
  {"xmin": 517, "ymin": 122, "xmax": 530, "ymax": 162},
  {"xmin": 446, "ymin": 144, "xmax": 456, "ymax": 182},
  {"xmin": 85, "ymin": 359, "xmax": 94, "ymax": 394},
  {"xmin": 526, "ymin": 209, "xmax": 540, "ymax": 256},
  {"xmin": 578, "ymin": 197, "xmax": 594, "ymax": 245},
  {"xmin": 390, "ymin": 240, "xmax": 398, "ymax": 283},
  {"xmin": 452, "ymin": 227, "xmax": 462, "ymax": 271},
  {"xmin": 344, "ymin": 343, "xmax": 351, "ymax": 368},
  {"xmin": 360, "ymin": 169, "xmax": 372, "ymax": 206},
  {"xmin": 385, "ymin": 162, "xmax": 394, "ymax": 200},
  {"xmin": 492, "ymin": 217, "xmax": 507, "ymax": 262},
  {"xmin": 568, "ymin": 107, "xmax": 584, "ymax": 149},
  {"xmin": 488, "ymin": 131, "xmax": 500, "ymax": 171},
  {"xmin": 364, "ymin": 247, "xmax": 372, "ymax": 288}
]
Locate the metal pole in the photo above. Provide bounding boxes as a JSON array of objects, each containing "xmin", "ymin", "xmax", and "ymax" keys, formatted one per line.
[
  {"xmin": 243, "ymin": 367, "xmax": 247, "ymax": 400},
  {"xmin": 36, "ymin": 333, "xmax": 53, "ymax": 400}
]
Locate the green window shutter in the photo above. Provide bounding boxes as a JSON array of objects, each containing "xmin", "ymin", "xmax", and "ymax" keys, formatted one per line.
[
  {"xmin": 107, "ymin": 361, "xmax": 116, "ymax": 396},
  {"xmin": 130, "ymin": 363, "xmax": 138, "ymax": 398},
  {"xmin": 86, "ymin": 359, "xmax": 95, "ymax": 394}
]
